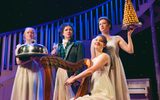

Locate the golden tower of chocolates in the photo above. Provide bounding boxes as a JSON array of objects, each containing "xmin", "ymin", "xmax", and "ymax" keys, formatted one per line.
[{"xmin": 122, "ymin": 0, "xmax": 142, "ymax": 30}]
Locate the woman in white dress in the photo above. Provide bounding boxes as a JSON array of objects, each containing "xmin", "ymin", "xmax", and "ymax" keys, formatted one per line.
[
  {"xmin": 65, "ymin": 35, "xmax": 115, "ymax": 100},
  {"xmin": 91, "ymin": 16, "xmax": 135, "ymax": 100},
  {"xmin": 11, "ymin": 27, "xmax": 46, "ymax": 100}
]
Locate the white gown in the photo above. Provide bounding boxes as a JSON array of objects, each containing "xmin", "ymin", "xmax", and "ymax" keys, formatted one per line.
[
  {"xmin": 75, "ymin": 55, "xmax": 115, "ymax": 100},
  {"xmin": 107, "ymin": 36, "xmax": 130, "ymax": 100},
  {"xmin": 11, "ymin": 44, "xmax": 44, "ymax": 100},
  {"xmin": 53, "ymin": 68, "xmax": 74, "ymax": 100}
]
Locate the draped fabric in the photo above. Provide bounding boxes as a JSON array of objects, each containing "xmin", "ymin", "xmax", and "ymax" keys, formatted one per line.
[
  {"xmin": 11, "ymin": 44, "xmax": 44, "ymax": 100},
  {"xmin": 107, "ymin": 36, "xmax": 130, "ymax": 100},
  {"xmin": 73, "ymin": 54, "xmax": 115, "ymax": 100}
]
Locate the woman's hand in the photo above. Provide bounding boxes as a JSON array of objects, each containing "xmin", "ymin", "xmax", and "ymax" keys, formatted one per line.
[
  {"xmin": 65, "ymin": 75, "xmax": 76, "ymax": 86},
  {"xmin": 127, "ymin": 28, "xmax": 135, "ymax": 36},
  {"xmin": 51, "ymin": 43, "xmax": 58, "ymax": 55},
  {"xmin": 16, "ymin": 58, "xmax": 22, "ymax": 65}
]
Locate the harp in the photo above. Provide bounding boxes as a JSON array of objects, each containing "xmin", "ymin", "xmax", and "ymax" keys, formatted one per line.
[{"xmin": 40, "ymin": 55, "xmax": 91, "ymax": 100}]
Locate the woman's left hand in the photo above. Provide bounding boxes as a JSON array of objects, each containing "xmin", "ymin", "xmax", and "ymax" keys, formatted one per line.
[
  {"xmin": 65, "ymin": 75, "xmax": 76, "ymax": 86},
  {"xmin": 127, "ymin": 28, "xmax": 135, "ymax": 36}
]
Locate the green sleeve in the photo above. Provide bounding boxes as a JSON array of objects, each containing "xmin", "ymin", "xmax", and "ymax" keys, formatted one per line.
[{"xmin": 75, "ymin": 41, "xmax": 85, "ymax": 75}]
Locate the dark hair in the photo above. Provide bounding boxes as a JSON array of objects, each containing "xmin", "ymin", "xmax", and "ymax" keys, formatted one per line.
[
  {"xmin": 96, "ymin": 34, "xmax": 108, "ymax": 53},
  {"xmin": 58, "ymin": 22, "xmax": 74, "ymax": 39},
  {"xmin": 98, "ymin": 16, "xmax": 112, "ymax": 30}
]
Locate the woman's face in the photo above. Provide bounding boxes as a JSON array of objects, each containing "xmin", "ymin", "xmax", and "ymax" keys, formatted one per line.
[
  {"xmin": 94, "ymin": 36, "xmax": 105, "ymax": 51},
  {"xmin": 99, "ymin": 19, "xmax": 110, "ymax": 33},
  {"xmin": 24, "ymin": 28, "xmax": 35, "ymax": 41},
  {"xmin": 62, "ymin": 26, "xmax": 73, "ymax": 39}
]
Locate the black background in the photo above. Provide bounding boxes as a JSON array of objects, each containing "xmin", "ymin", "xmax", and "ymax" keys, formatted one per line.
[{"xmin": 0, "ymin": 0, "xmax": 106, "ymax": 33}]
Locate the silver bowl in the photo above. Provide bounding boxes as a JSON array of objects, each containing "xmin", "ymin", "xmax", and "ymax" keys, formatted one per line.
[{"xmin": 16, "ymin": 43, "xmax": 48, "ymax": 60}]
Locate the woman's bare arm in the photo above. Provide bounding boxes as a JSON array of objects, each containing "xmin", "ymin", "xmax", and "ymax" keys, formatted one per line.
[
  {"xmin": 65, "ymin": 53, "xmax": 109, "ymax": 85},
  {"xmin": 118, "ymin": 29, "xmax": 134, "ymax": 54}
]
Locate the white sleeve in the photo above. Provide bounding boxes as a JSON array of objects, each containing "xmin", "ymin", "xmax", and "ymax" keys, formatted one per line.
[{"xmin": 15, "ymin": 44, "xmax": 21, "ymax": 56}]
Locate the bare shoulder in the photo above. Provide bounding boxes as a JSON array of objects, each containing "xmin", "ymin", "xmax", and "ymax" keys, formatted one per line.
[
  {"xmin": 100, "ymin": 53, "xmax": 110, "ymax": 59},
  {"xmin": 114, "ymin": 35, "xmax": 123, "ymax": 42},
  {"xmin": 115, "ymin": 35, "xmax": 122, "ymax": 39}
]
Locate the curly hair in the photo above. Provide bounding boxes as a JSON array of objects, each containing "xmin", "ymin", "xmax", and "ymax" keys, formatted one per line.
[{"xmin": 58, "ymin": 22, "xmax": 74, "ymax": 39}]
